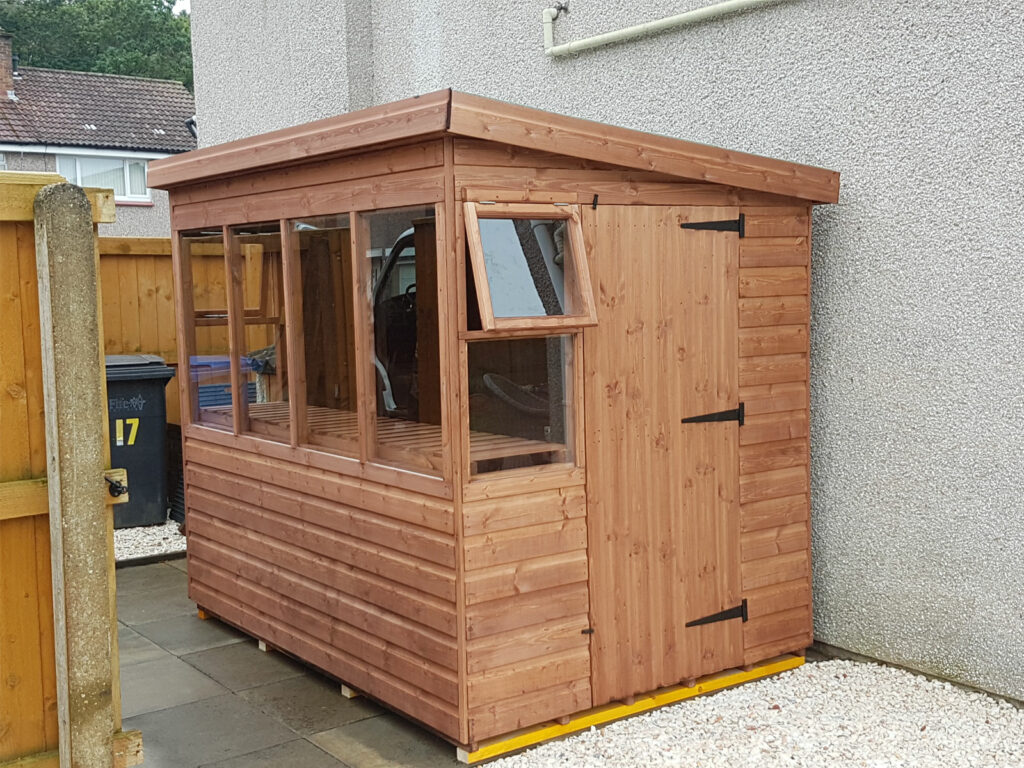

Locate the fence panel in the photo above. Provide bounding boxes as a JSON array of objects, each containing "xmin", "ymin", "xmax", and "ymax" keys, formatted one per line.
[
  {"xmin": 97, "ymin": 238, "xmax": 181, "ymax": 423},
  {"xmin": 0, "ymin": 218, "xmax": 58, "ymax": 761}
]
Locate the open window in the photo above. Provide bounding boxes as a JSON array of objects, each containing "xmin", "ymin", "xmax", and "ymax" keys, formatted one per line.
[
  {"xmin": 463, "ymin": 202, "xmax": 596, "ymax": 331},
  {"xmin": 462, "ymin": 202, "xmax": 591, "ymax": 476}
]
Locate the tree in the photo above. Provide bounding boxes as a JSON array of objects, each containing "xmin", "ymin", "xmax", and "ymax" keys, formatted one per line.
[{"xmin": 0, "ymin": 0, "xmax": 192, "ymax": 89}]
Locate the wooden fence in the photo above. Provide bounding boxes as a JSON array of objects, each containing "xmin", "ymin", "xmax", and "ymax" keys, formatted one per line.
[
  {"xmin": 0, "ymin": 173, "xmax": 141, "ymax": 767},
  {"xmin": 0, "ymin": 216, "xmax": 58, "ymax": 762},
  {"xmin": 97, "ymin": 238, "xmax": 181, "ymax": 423}
]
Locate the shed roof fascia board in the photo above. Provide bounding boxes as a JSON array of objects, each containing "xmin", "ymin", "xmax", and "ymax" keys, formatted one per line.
[
  {"xmin": 447, "ymin": 92, "xmax": 838, "ymax": 204},
  {"xmin": 149, "ymin": 89, "xmax": 839, "ymax": 204},
  {"xmin": 147, "ymin": 90, "xmax": 452, "ymax": 189}
]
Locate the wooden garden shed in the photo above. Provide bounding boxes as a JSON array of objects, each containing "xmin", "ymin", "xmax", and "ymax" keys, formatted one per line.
[{"xmin": 148, "ymin": 90, "xmax": 839, "ymax": 754}]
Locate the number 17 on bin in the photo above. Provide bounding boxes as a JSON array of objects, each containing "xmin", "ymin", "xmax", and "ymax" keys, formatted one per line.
[{"xmin": 115, "ymin": 418, "xmax": 140, "ymax": 446}]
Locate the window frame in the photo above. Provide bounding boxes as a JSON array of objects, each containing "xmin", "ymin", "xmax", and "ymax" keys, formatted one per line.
[
  {"xmin": 463, "ymin": 201, "xmax": 597, "ymax": 332},
  {"xmin": 56, "ymin": 152, "xmax": 152, "ymax": 203},
  {"xmin": 179, "ymin": 226, "xmax": 234, "ymax": 431},
  {"xmin": 355, "ymin": 204, "xmax": 447, "ymax": 476}
]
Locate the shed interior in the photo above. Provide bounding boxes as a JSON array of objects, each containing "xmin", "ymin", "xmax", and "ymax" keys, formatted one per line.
[{"xmin": 149, "ymin": 90, "xmax": 839, "ymax": 751}]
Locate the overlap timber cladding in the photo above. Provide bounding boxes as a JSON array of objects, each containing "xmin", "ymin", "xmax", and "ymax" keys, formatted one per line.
[
  {"xmin": 462, "ymin": 486, "xmax": 591, "ymax": 741},
  {"xmin": 183, "ymin": 440, "xmax": 460, "ymax": 737},
  {"xmin": 737, "ymin": 206, "xmax": 814, "ymax": 663}
]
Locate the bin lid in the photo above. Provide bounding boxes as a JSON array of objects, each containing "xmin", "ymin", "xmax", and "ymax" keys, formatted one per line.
[{"xmin": 105, "ymin": 354, "xmax": 176, "ymax": 382}]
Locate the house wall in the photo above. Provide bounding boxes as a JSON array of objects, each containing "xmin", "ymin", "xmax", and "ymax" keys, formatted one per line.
[
  {"xmin": 100, "ymin": 193, "xmax": 172, "ymax": 238},
  {"xmin": 189, "ymin": 0, "xmax": 1024, "ymax": 701},
  {"xmin": 4, "ymin": 150, "xmax": 51, "ymax": 172}
]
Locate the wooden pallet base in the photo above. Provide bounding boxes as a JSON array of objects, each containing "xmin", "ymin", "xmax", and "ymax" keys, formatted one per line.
[{"xmin": 457, "ymin": 654, "xmax": 804, "ymax": 764}]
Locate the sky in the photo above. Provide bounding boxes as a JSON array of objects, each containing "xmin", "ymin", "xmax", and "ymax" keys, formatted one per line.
[{"xmin": 173, "ymin": 0, "xmax": 190, "ymax": 13}]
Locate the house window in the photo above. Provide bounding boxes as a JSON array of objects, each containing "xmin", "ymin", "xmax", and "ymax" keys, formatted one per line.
[
  {"xmin": 0, "ymin": 153, "xmax": 7, "ymax": 171},
  {"xmin": 56, "ymin": 154, "xmax": 150, "ymax": 202}
]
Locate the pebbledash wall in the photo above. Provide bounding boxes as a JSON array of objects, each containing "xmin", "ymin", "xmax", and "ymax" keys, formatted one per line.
[{"xmin": 188, "ymin": 0, "xmax": 1024, "ymax": 701}]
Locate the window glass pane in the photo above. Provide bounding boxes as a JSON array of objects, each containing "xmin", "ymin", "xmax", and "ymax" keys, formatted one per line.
[
  {"xmin": 56, "ymin": 156, "xmax": 77, "ymax": 183},
  {"xmin": 184, "ymin": 229, "xmax": 232, "ymax": 428},
  {"xmin": 127, "ymin": 160, "xmax": 147, "ymax": 195},
  {"xmin": 79, "ymin": 156, "xmax": 125, "ymax": 196},
  {"xmin": 468, "ymin": 336, "xmax": 574, "ymax": 474},
  {"xmin": 364, "ymin": 205, "xmax": 442, "ymax": 473},
  {"xmin": 229, "ymin": 222, "xmax": 289, "ymax": 440},
  {"xmin": 478, "ymin": 217, "xmax": 578, "ymax": 318},
  {"xmin": 293, "ymin": 214, "xmax": 356, "ymax": 453}
]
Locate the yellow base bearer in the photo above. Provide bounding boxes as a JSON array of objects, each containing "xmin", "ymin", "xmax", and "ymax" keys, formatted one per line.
[{"xmin": 458, "ymin": 654, "xmax": 805, "ymax": 764}]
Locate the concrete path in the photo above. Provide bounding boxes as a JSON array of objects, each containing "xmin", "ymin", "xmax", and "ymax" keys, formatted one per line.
[{"xmin": 117, "ymin": 560, "xmax": 461, "ymax": 768}]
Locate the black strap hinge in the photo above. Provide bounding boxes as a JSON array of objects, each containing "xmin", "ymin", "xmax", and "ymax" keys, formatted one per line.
[
  {"xmin": 686, "ymin": 599, "xmax": 747, "ymax": 628},
  {"xmin": 581, "ymin": 627, "xmax": 594, "ymax": 635},
  {"xmin": 681, "ymin": 213, "xmax": 745, "ymax": 237},
  {"xmin": 681, "ymin": 402, "xmax": 744, "ymax": 427}
]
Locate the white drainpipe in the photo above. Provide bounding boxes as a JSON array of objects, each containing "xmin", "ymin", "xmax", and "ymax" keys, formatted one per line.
[{"xmin": 544, "ymin": 0, "xmax": 790, "ymax": 57}]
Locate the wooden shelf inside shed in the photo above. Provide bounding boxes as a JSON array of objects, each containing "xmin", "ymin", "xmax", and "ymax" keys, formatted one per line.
[{"xmin": 200, "ymin": 402, "xmax": 566, "ymax": 470}]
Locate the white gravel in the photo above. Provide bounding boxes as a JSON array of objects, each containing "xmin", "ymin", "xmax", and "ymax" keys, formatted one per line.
[
  {"xmin": 494, "ymin": 660, "xmax": 1024, "ymax": 768},
  {"xmin": 113, "ymin": 520, "xmax": 186, "ymax": 562}
]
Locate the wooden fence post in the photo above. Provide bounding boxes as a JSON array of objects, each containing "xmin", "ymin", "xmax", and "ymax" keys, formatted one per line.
[{"xmin": 34, "ymin": 183, "xmax": 115, "ymax": 768}]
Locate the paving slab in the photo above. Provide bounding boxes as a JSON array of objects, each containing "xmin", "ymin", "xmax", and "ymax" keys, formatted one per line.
[
  {"xmin": 167, "ymin": 555, "xmax": 189, "ymax": 572},
  {"xmin": 118, "ymin": 624, "xmax": 173, "ymax": 668},
  {"xmin": 311, "ymin": 713, "xmax": 461, "ymax": 768},
  {"xmin": 182, "ymin": 640, "xmax": 306, "ymax": 692},
  {"xmin": 117, "ymin": 583, "xmax": 197, "ymax": 627},
  {"xmin": 121, "ymin": 654, "xmax": 227, "ymax": 718},
  {"xmin": 197, "ymin": 739, "xmax": 346, "ymax": 768},
  {"xmin": 115, "ymin": 562, "xmax": 187, "ymax": 596},
  {"xmin": 124, "ymin": 693, "xmax": 296, "ymax": 768},
  {"xmin": 239, "ymin": 673, "xmax": 384, "ymax": 735},
  {"xmin": 134, "ymin": 612, "xmax": 246, "ymax": 656}
]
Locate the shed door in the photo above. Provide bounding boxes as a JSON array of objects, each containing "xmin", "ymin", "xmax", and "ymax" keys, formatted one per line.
[{"xmin": 584, "ymin": 205, "xmax": 742, "ymax": 705}]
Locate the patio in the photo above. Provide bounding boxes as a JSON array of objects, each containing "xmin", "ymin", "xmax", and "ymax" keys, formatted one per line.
[{"xmin": 117, "ymin": 560, "xmax": 460, "ymax": 768}]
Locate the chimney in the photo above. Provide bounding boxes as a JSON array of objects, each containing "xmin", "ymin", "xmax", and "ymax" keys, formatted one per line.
[{"xmin": 0, "ymin": 30, "xmax": 12, "ymax": 95}]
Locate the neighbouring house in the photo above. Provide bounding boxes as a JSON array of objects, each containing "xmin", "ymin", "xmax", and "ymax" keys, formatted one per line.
[
  {"xmin": 0, "ymin": 31, "xmax": 195, "ymax": 236},
  {"xmin": 185, "ymin": 0, "xmax": 1023, "ymax": 703}
]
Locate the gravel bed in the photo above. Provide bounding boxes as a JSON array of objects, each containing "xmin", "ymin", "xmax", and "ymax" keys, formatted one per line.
[
  {"xmin": 494, "ymin": 660, "xmax": 1024, "ymax": 768},
  {"xmin": 113, "ymin": 520, "xmax": 186, "ymax": 562}
]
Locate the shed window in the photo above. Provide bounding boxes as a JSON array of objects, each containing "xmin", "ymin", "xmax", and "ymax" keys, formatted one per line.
[
  {"xmin": 227, "ymin": 222, "xmax": 289, "ymax": 441},
  {"xmin": 292, "ymin": 214, "xmax": 358, "ymax": 455},
  {"xmin": 362, "ymin": 206, "xmax": 444, "ymax": 474},
  {"xmin": 468, "ymin": 336, "xmax": 574, "ymax": 473},
  {"xmin": 183, "ymin": 228, "xmax": 232, "ymax": 428},
  {"xmin": 464, "ymin": 202, "xmax": 596, "ymax": 331}
]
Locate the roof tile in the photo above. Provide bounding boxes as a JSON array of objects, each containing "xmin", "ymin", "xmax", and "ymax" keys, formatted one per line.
[{"xmin": 0, "ymin": 67, "xmax": 196, "ymax": 152}]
